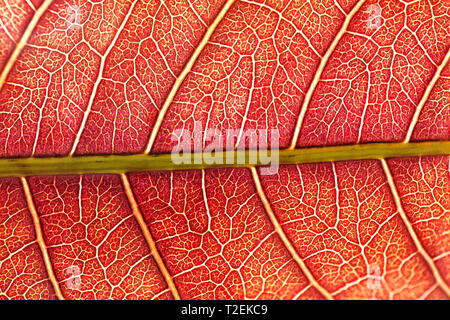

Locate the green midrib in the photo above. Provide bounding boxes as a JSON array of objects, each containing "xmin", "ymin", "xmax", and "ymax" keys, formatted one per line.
[{"xmin": 0, "ymin": 141, "xmax": 448, "ymax": 177}]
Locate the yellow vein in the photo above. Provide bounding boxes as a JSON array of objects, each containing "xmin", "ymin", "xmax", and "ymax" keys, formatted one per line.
[
  {"xmin": 120, "ymin": 173, "xmax": 181, "ymax": 300},
  {"xmin": 69, "ymin": 0, "xmax": 138, "ymax": 156},
  {"xmin": 20, "ymin": 177, "xmax": 64, "ymax": 300},
  {"xmin": 380, "ymin": 159, "xmax": 450, "ymax": 296},
  {"xmin": 1, "ymin": 1, "xmax": 60, "ymax": 298},
  {"xmin": 250, "ymin": 167, "xmax": 334, "ymax": 300},
  {"xmin": 144, "ymin": 0, "xmax": 236, "ymax": 154},
  {"xmin": 0, "ymin": 0, "xmax": 54, "ymax": 91},
  {"xmin": 288, "ymin": 0, "xmax": 366, "ymax": 150},
  {"xmin": 1, "ymin": 141, "xmax": 448, "ymax": 178},
  {"xmin": 404, "ymin": 49, "xmax": 450, "ymax": 143}
]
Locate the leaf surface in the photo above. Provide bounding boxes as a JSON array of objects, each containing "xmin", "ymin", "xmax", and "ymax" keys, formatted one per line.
[{"xmin": 0, "ymin": 0, "xmax": 448, "ymax": 299}]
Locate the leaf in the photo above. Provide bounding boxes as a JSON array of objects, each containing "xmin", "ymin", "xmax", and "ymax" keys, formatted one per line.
[{"xmin": 0, "ymin": 0, "xmax": 448, "ymax": 300}]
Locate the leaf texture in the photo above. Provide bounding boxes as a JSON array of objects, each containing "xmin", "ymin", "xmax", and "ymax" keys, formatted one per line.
[{"xmin": 0, "ymin": 0, "xmax": 449, "ymax": 300}]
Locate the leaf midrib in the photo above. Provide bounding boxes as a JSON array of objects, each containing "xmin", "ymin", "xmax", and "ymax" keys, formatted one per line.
[{"xmin": 0, "ymin": 141, "xmax": 448, "ymax": 177}]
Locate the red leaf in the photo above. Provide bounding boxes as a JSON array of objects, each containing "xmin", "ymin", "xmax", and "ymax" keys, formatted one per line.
[{"xmin": 0, "ymin": 0, "xmax": 448, "ymax": 299}]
